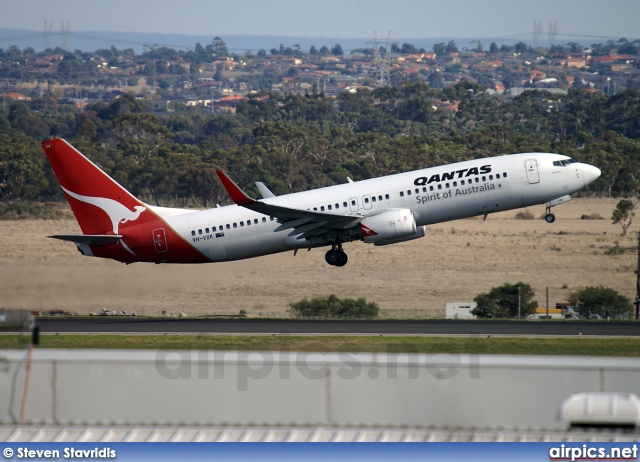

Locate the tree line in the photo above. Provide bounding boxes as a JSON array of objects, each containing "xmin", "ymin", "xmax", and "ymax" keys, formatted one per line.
[
  {"xmin": 1, "ymin": 83, "xmax": 640, "ymax": 211},
  {"xmin": 472, "ymin": 282, "xmax": 633, "ymax": 320}
]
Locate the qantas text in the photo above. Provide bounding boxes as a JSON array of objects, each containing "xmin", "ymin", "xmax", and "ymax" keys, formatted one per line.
[{"xmin": 413, "ymin": 165, "xmax": 492, "ymax": 186}]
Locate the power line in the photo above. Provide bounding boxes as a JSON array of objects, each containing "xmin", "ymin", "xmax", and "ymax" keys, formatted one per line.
[{"xmin": 555, "ymin": 32, "xmax": 640, "ymax": 41}]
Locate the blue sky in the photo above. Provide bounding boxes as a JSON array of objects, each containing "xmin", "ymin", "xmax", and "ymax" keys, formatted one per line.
[{"xmin": 1, "ymin": 0, "xmax": 638, "ymax": 41}]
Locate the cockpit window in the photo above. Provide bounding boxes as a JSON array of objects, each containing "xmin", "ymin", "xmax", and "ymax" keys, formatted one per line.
[{"xmin": 553, "ymin": 158, "xmax": 578, "ymax": 167}]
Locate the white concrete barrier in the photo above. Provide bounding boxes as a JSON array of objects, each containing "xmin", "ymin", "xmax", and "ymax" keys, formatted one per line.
[{"xmin": 1, "ymin": 349, "xmax": 639, "ymax": 429}]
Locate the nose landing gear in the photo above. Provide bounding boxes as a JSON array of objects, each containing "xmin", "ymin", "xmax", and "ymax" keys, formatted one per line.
[
  {"xmin": 544, "ymin": 195, "xmax": 571, "ymax": 224},
  {"xmin": 325, "ymin": 244, "xmax": 348, "ymax": 267},
  {"xmin": 545, "ymin": 206, "xmax": 556, "ymax": 223}
]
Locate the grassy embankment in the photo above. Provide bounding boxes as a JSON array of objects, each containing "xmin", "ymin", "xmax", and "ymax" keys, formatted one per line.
[{"xmin": 2, "ymin": 334, "xmax": 640, "ymax": 356}]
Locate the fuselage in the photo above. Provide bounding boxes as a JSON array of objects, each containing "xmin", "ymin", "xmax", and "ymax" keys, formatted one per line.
[{"xmin": 88, "ymin": 152, "xmax": 597, "ymax": 264}]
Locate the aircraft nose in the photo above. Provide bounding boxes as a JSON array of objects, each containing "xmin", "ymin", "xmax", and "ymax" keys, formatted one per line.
[{"xmin": 582, "ymin": 164, "xmax": 601, "ymax": 186}]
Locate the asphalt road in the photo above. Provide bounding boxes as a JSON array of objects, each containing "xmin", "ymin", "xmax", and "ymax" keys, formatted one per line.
[{"xmin": 32, "ymin": 317, "xmax": 640, "ymax": 336}]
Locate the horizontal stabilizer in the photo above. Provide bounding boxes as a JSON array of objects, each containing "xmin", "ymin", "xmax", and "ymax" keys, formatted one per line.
[{"xmin": 48, "ymin": 234, "xmax": 123, "ymax": 246}]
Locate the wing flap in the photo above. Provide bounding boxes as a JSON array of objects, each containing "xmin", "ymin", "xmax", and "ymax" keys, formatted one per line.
[
  {"xmin": 274, "ymin": 217, "xmax": 315, "ymax": 232},
  {"xmin": 288, "ymin": 221, "xmax": 328, "ymax": 237}
]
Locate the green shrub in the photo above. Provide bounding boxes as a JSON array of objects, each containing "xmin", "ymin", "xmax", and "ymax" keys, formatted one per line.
[
  {"xmin": 0, "ymin": 202, "xmax": 66, "ymax": 220},
  {"xmin": 514, "ymin": 210, "xmax": 535, "ymax": 220},
  {"xmin": 289, "ymin": 294, "xmax": 379, "ymax": 319}
]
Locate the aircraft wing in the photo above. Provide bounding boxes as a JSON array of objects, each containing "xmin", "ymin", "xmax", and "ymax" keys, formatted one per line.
[
  {"xmin": 216, "ymin": 171, "xmax": 363, "ymax": 240},
  {"xmin": 48, "ymin": 234, "xmax": 123, "ymax": 246}
]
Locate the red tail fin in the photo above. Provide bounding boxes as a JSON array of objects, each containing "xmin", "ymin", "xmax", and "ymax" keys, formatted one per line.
[{"xmin": 42, "ymin": 138, "xmax": 147, "ymax": 236}]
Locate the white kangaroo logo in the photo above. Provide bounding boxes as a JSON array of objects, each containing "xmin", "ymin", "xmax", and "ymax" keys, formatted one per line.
[{"xmin": 62, "ymin": 186, "xmax": 146, "ymax": 237}]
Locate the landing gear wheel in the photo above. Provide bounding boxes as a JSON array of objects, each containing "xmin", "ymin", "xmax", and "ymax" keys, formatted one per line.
[
  {"xmin": 545, "ymin": 213, "xmax": 556, "ymax": 223},
  {"xmin": 325, "ymin": 246, "xmax": 349, "ymax": 266},
  {"xmin": 335, "ymin": 251, "xmax": 348, "ymax": 267},
  {"xmin": 325, "ymin": 249, "xmax": 342, "ymax": 266}
]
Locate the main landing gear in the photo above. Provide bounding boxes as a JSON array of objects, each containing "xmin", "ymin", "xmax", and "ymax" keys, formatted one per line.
[{"xmin": 325, "ymin": 244, "xmax": 348, "ymax": 267}]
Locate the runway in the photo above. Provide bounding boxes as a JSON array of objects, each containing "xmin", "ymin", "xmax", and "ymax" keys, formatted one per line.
[{"xmin": 33, "ymin": 318, "xmax": 640, "ymax": 336}]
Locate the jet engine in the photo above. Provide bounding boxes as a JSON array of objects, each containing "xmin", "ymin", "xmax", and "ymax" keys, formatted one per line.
[{"xmin": 359, "ymin": 209, "xmax": 426, "ymax": 246}]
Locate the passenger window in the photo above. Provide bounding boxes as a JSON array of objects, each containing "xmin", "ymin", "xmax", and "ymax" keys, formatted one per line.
[
  {"xmin": 453, "ymin": 181, "xmax": 457, "ymax": 187},
  {"xmin": 475, "ymin": 178, "xmax": 480, "ymax": 183},
  {"xmin": 351, "ymin": 200, "xmax": 356, "ymax": 205},
  {"xmin": 415, "ymin": 188, "xmax": 419, "ymax": 194},
  {"xmin": 461, "ymin": 180, "xmax": 465, "ymax": 185},
  {"xmin": 503, "ymin": 172, "xmax": 508, "ymax": 178},
  {"xmin": 233, "ymin": 223, "xmax": 237, "ymax": 228},
  {"xmin": 226, "ymin": 224, "xmax": 230, "ymax": 229},
  {"xmin": 246, "ymin": 220, "xmax": 251, "ymax": 226},
  {"xmin": 328, "ymin": 205, "xmax": 332, "ymax": 210},
  {"xmin": 335, "ymin": 204, "xmax": 339, "ymax": 209},
  {"xmin": 379, "ymin": 195, "xmax": 383, "ymax": 201},
  {"xmin": 430, "ymin": 186, "xmax": 434, "ymax": 191},
  {"xmin": 321, "ymin": 206, "xmax": 325, "ymax": 211},
  {"xmin": 437, "ymin": 184, "xmax": 442, "ymax": 190},
  {"xmin": 407, "ymin": 190, "xmax": 411, "ymax": 196},
  {"xmin": 371, "ymin": 197, "xmax": 376, "ymax": 202},
  {"xmin": 344, "ymin": 202, "xmax": 348, "ymax": 207},
  {"xmin": 496, "ymin": 174, "xmax": 500, "ymax": 179},
  {"xmin": 445, "ymin": 183, "xmax": 450, "ymax": 188},
  {"xmin": 270, "ymin": 217, "xmax": 275, "ymax": 221},
  {"xmin": 198, "ymin": 229, "xmax": 202, "ymax": 235},
  {"xmin": 262, "ymin": 217, "xmax": 266, "ymax": 223},
  {"xmin": 219, "ymin": 225, "xmax": 224, "ymax": 230},
  {"xmin": 254, "ymin": 219, "xmax": 258, "ymax": 224},
  {"xmin": 313, "ymin": 207, "xmax": 317, "ymax": 211},
  {"xmin": 482, "ymin": 176, "xmax": 486, "ymax": 181},
  {"xmin": 489, "ymin": 175, "xmax": 493, "ymax": 180},
  {"xmin": 400, "ymin": 192, "xmax": 404, "ymax": 197},
  {"xmin": 191, "ymin": 230, "xmax": 195, "ymax": 236},
  {"xmin": 385, "ymin": 194, "xmax": 389, "ymax": 200}
]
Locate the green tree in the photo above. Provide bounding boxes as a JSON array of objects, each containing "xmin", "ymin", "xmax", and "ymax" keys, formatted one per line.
[
  {"xmin": 401, "ymin": 42, "xmax": 418, "ymax": 54},
  {"xmin": 472, "ymin": 282, "xmax": 538, "ymax": 318},
  {"xmin": 445, "ymin": 40, "xmax": 459, "ymax": 54},
  {"xmin": 568, "ymin": 286, "xmax": 633, "ymax": 319},
  {"xmin": 0, "ymin": 134, "xmax": 49, "ymax": 201},
  {"xmin": 331, "ymin": 43, "xmax": 344, "ymax": 56},
  {"xmin": 432, "ymin": 42, "xmax": 446, "ymax": 55},
  {"xmin": 209, "ymin": 37, "xmax": 228, "ymax": 57},
  {"xmin": 612, "ymin": 199, "xmax": 636, "ymax": 235}
]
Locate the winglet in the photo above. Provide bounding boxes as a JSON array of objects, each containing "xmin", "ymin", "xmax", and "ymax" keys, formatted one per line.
[
  {"xmin": 216, "ymin": 170, "xmax": 258, "ymax": 206},
  {"xmin": 255, "ymin": 181, "xmax": 276, "ymax": 198}
]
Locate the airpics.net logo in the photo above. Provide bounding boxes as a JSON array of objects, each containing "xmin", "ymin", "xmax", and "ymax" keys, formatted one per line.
[
  {"xmin": 154, "ymin": 350, "xmax": 480, "ymax": 391},
  {"xmin": 549, "ymin": 444, "xmax": 638, "ymax": 461}
]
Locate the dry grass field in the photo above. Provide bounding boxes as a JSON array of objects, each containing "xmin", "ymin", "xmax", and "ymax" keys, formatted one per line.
[{"xmin": 0, "ymin": 197, "xmax": 635, "ymax": 318}]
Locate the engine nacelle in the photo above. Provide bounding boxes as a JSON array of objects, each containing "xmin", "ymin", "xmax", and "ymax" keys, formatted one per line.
[{"xmin": 360, "ymin": 209, "xmax": 426, "ymax": 246}]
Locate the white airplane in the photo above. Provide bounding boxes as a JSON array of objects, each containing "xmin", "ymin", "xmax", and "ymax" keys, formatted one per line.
[{"xmin": 42, "ymin": 138, "xmax": 601, "ymax": 266}]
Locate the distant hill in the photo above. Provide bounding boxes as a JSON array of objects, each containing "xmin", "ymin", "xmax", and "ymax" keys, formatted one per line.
[{"xmin": 0, "ymin": 28, "xmax": 585, "ymax": 54}]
